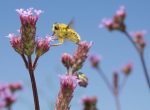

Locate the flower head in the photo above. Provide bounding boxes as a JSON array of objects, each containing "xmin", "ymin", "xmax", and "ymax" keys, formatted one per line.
[
  {"xmin": 16, "ymin": 8, "xmax": 43, "ymax": 56},
  {"xmin": 122, "ymin": 63, "xmax": 133, "ymax": 75},
  {"xmin": 72, "ymin": 41, "xmax": 93, "ymax": 72},
  {"xmin": 9, "ymin": 33, "xmax": 23, "ymax": 54},
  {"xmin": 0, "ymin": 82, "xmax": 22, "ymax": 109},
  {"xmin": 82, "ymin": 96, "xmax": 97, "ymax": 110},
  {"xmin": 55, "ymin": 75, "xmax": 77, "ymax": 110},
  {"xmin": 35, "ymin": 36, "xmax": 52, "ymax": 57},
  {"xmin": 100, "ymin": 6, "xmax": 126, "ymax": 32},
  {"xmin": 114, "ymin": 6, "xmax": 126, "ymax": 23},
  {"xmin": 132, "ymin": 31, "xmax": 146, "ymax": 49},
  {"xmin": 16, "ymin": 8, "xmax": 43, "ymax": 26},
  {"xmin": 100, "ymin": 18, "xmax": 114, "ymax": 31},
  {"xmin": 89, "ymin": 55, "xmax": 101, "ymax": 68},
  {"xmin": 61, "ymin": 53, "xmax": 73, "ymax": 70}
]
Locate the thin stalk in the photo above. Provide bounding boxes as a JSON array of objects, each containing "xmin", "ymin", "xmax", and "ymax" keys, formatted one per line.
[
  {"xmin": 21, "ymin": 54, "xmax": 28, "ymax": 69},
  {"xmin": 28, "ymin": 56, "xmax": 40, "ymax": 110},
  {"xmin": 123, "ymin": 31, "xmax": 150, "ymax": 89},
  {"xmin": 96, "ymin": 67, "xmax": 114, "ymax": 94},
  {"xmin": 119, "ymin": 76, "xmax": 127, "ymax": 93},
  {"xmin": 114, "ymin": 94, "xmax": 121, "ymax": 110},
  {"xmin": 33, "ymin": 56, "xmax": 39, "ymax": 70},
  {"xmin": 7, "ymin": 106, "xmax": 11, "ymax": 110}
]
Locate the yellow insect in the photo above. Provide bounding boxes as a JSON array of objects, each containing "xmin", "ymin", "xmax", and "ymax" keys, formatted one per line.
[{"xmin": 51, "ymin": 19, "xmax": 81, "ymax": 46}]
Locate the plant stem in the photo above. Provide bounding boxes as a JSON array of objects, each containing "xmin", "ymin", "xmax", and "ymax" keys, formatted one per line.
[
  {"xmin": 96, "ymin": 67, "xmax": 114, "ymax": 94},
  {"xmin": 33, "ymin": 56, "xmax": 39, "ymax": 70},
  {"xmin": 114, "ymin": 94, "xmax": 121, "ymax": 110},
  {"xmin": 119, "ymin": 76, "xmax": 127, "ymax": 93},
  {"xmin": 123, "ymin": 31, "xmax": 150, "ymax": 89},
  {"xmin": 21, "ymin": 54, "xmax": 28, "ymax": 69},
  {"xmin": 28, "ymin": 56, "xmax": 40, "ymax": 110},
  {"xmin": 7, "ymin": 106, "xmax": 11, "ymax": 110}
]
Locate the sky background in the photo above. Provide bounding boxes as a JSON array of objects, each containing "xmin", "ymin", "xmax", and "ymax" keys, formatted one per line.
[{"xmin": 0, "ymin": 0, "xmax": 150, "ymax": 110}]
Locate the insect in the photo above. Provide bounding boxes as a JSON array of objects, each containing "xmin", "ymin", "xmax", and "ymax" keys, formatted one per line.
[
  {"xmin": 77, "ymin": 72, "xmax": 88, "ymax": 87},
  {"xmin": 51, "ymin": 19, "xmax": 81, "ymax": 46}
]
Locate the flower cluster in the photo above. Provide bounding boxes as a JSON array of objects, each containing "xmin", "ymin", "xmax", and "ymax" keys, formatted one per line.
[
  {"xmin": 55, "ymin": 41, "xmax": 92, "ymax": 110},
  {"xmin": 0, "ymin": 82, "xmax": 22, "ymax": 109},
  {"xmin": 100, "ymin": 6, "xmax": 126, "ymax": 32},
  {"xmin": 82, "ymin": 96, "xmax": 98, "ymax": 110},
  {"xmin": 61, "ymin": 41, "xmax": 92, "ymax": 87},
  {"xmin": 9, "ymin": 8, "xmax": 51, "ymax": 57},
  {"xmin": 55, "ymin": 75, "xmax": 77, "ymax": 110}
]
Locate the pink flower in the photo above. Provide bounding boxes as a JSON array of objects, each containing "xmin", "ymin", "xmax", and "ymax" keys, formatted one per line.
[
  {"xmin": 16, "ymin": 8, "xmax": 43, "ymax": 26},
  {"xmin": 61, "ymin": 53, "xmax": 73, "ymax": 70},
  {"xmin": 82, "ymin": 96, "xmax": 97, "ymax": 110},
  {"xmin": 72, "ymin": 41, "xmax": 93, "ymax": 72},
  {"xmin": 122, "ymin": 63, "xmax": 133, "ymax": 75},
  {"xmin": 59, "ymin": 75, "xmax": 77, "ymax": 91},
  {"xmin": 114, "ymin": 6, "xmax": 126, "ymax": 23},
  {"xmin": 9, "ymin": 33, "xmax": 23, "ymax": 54},
  {"xmin": 8, "ymin": 81, "xmax": 23, "ymax": 92},
  {"xmin": 89, "ymin": 55, "xmax": 101, "ymax": 68},
  {"xmin": 16, "ymin": 8, "xmax": 43, "ymax": 56},
  {"xmin": 100, "ymin": 18, "xmax": 114, "ymax": 31},
  {"xmin": 35, "ymin": 36, "xmax": 52, "ymax": 57},
  {"xmin": 55, "ymin": 75, "xmax": 77, "ymax": 110},
  {"xmin": 131, "ymin": 31, "xmax": 146, "ymax": 48},
  {"xmin": 100, "ymin": 6, "xmax": 126, "ymax": 32}
]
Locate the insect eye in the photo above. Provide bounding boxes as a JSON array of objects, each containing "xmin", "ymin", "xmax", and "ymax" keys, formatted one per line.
[{"xmin": 54, "ymin": 26, "xmax": 59, "ymax": 30}]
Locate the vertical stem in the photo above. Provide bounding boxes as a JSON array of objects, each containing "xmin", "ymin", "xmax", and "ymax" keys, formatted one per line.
[
  {"xmin": 96, "ymin": 67, "xmax": 114, "ymax": 94},
  {"xmin": 114, "ymin": 95, "xmax": 121, "ymax": 110},
  {"xmin": 7, "ymin": 106, "xmax": 11, "ymax": 110},
  {"xmin": 123, "ymin": 31, "xmax": 150, "ymax": 89},
  {"xmin": 21, "ymin": 54, "xmax": 28, "ymax": 69},
  {"xmin": 140, "ymin": 53, "xmax": 150, "ymax": 88},
  {"xmin": 119, "ymin": 76, "xmax": 127, "ymax": 93},
  {"xmin": 28, "ymin": 56, "xmax": 40, "ymax": 110}
]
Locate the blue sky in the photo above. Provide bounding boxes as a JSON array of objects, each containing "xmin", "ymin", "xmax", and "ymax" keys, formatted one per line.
[{"xmin": 0, "ymin": 0, "xmax": 150, "ymax": 110}]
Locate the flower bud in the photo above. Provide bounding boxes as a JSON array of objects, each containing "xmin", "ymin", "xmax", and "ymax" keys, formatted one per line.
[
  {"xmin": 61, "ymin": 53, "xmax": 73, "ymax": 69},
  {"xmin": 9, "ymin": 33, "xmax": 23, "ymax": 54},
  {"xmin": 35, "ymin": 36, "xmax": 51, "ymax": 57},
  {"xmin": 82, "ymin": 96, "xmax": 98, "ymax": 110},
  {"xmin": 89, "ymin": 55, "xmax": 100, "ymax": 68},
  {"xmin": 122, "ymin": 63, "xmax": 133, "ymax": 75}
]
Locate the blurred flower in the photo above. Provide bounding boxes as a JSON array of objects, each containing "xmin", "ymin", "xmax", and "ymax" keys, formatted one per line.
[
  {"xmin": 8, "ymin": 81, "xmax": 23, "ymax": 92},
  {"xmin": 122, "ymin": 63, "xmax": 133, "ymax": 75},
  {"xmin": 100, "ymin": 18, "xmax": 114, "ymax": 31},
  {"xmin": 16, "ymin": 8, "xmax": 43, "ymax": 56},
  {"xmin": 72, "ymin": 41, "xmax": 93, "ymax": 72},
  {"xmin": 132, "ymin": 31, "xmax": 146, "ymax": 49},
  {"xmin": 82, "ymin": 96, "xmax": 97, "ymax": 110},
  {"xmin": 55, "ymin": 75, "xmax": 77, "ymax": 110},
  {"xmin": 9, "ymin": 33, "xmax": 23, "ymax": 54},
  {"xmin": 100, "ymin": 6, "xmax": 126, "ymax": 32},
  {"xmin": 89, "ymin": 55, "xmax": 101, "ymax": 68},
  {"xmin": 114, "ymin": 6, "xmax": 126, "ymax": 24},
  {"xmin": 35, "ymin": 36, "xmax": 52, "ymax": 57},
  {"xmin": 61, "ymin": 53, "xmax": 73, "ymax": 70},
  {"xmin": 0, "ymin": 82, "xmax": 23, "ymax": 109}
]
